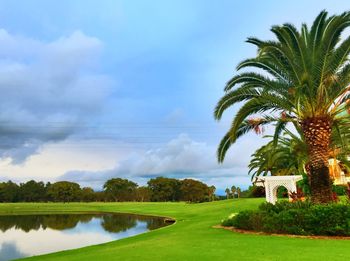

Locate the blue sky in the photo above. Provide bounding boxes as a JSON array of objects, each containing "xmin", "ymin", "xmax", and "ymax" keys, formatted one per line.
[{"xmin": 0, "ymin": 0, "xmax": 349, "ymax": 193}]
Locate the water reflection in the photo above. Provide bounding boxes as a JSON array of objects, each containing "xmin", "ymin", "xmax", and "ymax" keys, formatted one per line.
[{"xmin": 0, "ymin": 213, "xmax": 169, "ymax": 261}]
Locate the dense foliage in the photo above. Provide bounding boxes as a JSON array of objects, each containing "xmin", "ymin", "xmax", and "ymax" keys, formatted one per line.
[
  {"xmin": 103, "ymin": 178, "xmax": 138, "ymax": 202},
  {"xmin": 0, "ymin": 177, "xmax": 215, "ymax": 203},
  {"xmin": 248, "ymin": 132, "xmax": 308, "ymax": 179},
  {"xmin": 239, "ymin": 185, "xmax": 266, "ymax": 198},
  {"xmin": 333, "ymin": 185, "xmax": 349, "ymax": 196},
  {"xmin": 47, "ymin": 181, "xmax": 82, "ymax": 202},
  {"xmin": 148, "ymin": 177, "xmax": 181, "ymax": 202},
  {"xmin": 222, "ymin": 201, "xmax": 350, "ymax": 236}
]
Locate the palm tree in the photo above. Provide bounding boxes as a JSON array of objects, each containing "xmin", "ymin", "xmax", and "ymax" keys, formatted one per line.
[
  {"xmin": 249, "ymin": 131, "xmax": 308, "ymax": 180},
  {"xmin": 209, "ymin": 185, "xmax": 216, "ymax": 201},
  {"xmin": 249, "ymin": 126, "xmax": 350, "ymax": 187},
  {"xmin": 236, "ymin": 187, "xmax": 241, "ymax": 198},
  {"xmin": 225, "ymin": 188, "xmax": 230, "ymax": 199},
  {"xmin": 214, "ymin": 11, "xmax": 350, "ymax": 203},
  {"xmin": 248, "ymin": 141, "xmax": 298, "ymax": 178},
  {"xmin": 231, "ymin": 186, "xmax": 237, "ymax": 198}
]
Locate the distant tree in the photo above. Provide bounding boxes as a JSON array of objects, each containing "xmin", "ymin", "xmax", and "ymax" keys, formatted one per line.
[
  {"xmin": 236, "ymin": 187, "xmax": 241, "ymax": 198},
  {"xmin": 147, "ymin": 177, "xmax": 181, "ymax": 202},
  {"xmin": 209, "ymin": 185, "xmax": 216, "ymax": 201},
  {"xmin": 19, "ymin": 180, "xmax": 46, "ymax": 202},
  {"xmin": 80, "ymin": 187, "xmax": 95, "ymax": 202},
  {"xmin": 0, "ymin": 177, "xmax": 218, "ymax": 203},
  {"xmin": 95, "ymin": 191, "xmax": 107, "ymax": 202},
  {"xmin": 0, "ymin": 181, "xmax": 20, "ymax": 202},
  {"xmin": 179, "ymin": 179, "xmax": 210, "ymax": 203},
  {"xmin": 47, "ymin": 181, "xmax": 81, "ymax": 202},
  {"xmin": 231, "ymin": 186, "xmax": 237, "ymax": 198},
  {"xmin": 135, "ymin": 186, "xmax": 151, "ymax": 202},
  {"xmin": 225, "ymin": 188, "xmax": 231, "ymax": 199},
  {"xmin": 103, "ymin": 178, "xmax": 137, "ymax": 202}
]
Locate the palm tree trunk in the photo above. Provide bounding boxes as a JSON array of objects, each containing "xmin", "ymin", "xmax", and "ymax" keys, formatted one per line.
[{"xmin": 301, "ymin": 117, "xmax": 333, "ymax": 203}]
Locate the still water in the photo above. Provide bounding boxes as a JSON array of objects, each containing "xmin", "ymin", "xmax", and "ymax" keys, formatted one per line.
[{"xmin": 0, "ymin": 213, "xmax": 170, "ymax": 261}]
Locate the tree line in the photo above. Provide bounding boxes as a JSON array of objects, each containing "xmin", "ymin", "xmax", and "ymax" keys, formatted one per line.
[
  {"xmin": 224, "ymin": 185, "xmax": 242, "ymax": 199},
  {"xmin": 0, "ymin": 177, "xmax": 218, "ymax": 203}
]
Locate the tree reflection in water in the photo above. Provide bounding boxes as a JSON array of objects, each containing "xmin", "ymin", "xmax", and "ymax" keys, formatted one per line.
[
  {"xmin": 0, "ymin": 213, "xmax": 171, "ymax": 261},
  {"xmin": 101, "ymin": 214, "xmax": 137, "ymax": 233},
  {"xmin": 0, "ymin": 213, "xmax": 168, "ymax": 233}
]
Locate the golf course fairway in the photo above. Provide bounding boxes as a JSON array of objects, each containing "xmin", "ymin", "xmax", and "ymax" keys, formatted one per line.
[{"xmin": 0, "ymin": 199, "xmax": 349, "ymax": 260}]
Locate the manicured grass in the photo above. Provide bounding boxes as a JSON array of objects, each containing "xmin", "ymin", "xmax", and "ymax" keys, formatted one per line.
[{"xmin": 1, "ymin": 199, "xmax": 350, "ymax": 261}]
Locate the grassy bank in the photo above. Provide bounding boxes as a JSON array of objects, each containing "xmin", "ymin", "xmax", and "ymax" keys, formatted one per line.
[{"xmin": 0, "ymin": 199, "xmax": 349, "ymax": 261}]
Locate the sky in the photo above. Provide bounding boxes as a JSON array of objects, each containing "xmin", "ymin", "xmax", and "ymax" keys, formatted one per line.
[{"xmin": 0, "ymin": 0, "xmax": 349, "ymax": 194}]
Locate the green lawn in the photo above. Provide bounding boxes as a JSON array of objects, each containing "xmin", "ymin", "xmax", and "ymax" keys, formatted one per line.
[{"xmin": 1, "ymin": 199, "xmax": 349, "ymax": 261}]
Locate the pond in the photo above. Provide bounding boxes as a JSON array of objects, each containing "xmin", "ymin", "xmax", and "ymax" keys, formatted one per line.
[{"xmin": 0, "ymin": 213, "xmax": 171, "ymax": 261}]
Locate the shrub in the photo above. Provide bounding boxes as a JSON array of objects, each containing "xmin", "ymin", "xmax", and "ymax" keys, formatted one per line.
[
  {"xmin": 222, "ymin": 201, "xmax": 350, "ymax": 236},
  {"xmin": 231, "ymin": 211, "xmax": 257, "ymax": 230},
  {"xmin": 297, "ymin": 175, "xmax": 310, "ymax": 196},
  {"xmin": 277, "ymin": 187, "xmax": 288, "ymax": 198},
  {"xmin": 249, "ymin": 186, "xmax": 265, "ymax": 198},
  {"xmin": 333, "ymin": 185, "xmax": 348, "ymax": 196}
]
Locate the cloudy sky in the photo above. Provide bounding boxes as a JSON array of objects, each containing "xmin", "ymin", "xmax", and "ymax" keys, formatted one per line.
[{"xmin": 0, "ymin": 0, "xmax": 348, "ymax": 193}]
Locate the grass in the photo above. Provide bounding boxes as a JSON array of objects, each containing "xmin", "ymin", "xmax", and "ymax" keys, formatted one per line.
[{"xmin": 1, "ymin": 199, "xmax": 350, "ymax": 261}]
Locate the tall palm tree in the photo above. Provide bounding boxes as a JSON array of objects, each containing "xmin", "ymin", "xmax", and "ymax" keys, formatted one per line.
[{"xmin": 214, "ymin": 11, "xmax": 350, "ymax": 203}]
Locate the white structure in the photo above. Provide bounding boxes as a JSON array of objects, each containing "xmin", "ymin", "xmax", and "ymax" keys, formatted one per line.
[{"xmin": 254, "ymin": 175, "xmax": 303, "ymax": 204}]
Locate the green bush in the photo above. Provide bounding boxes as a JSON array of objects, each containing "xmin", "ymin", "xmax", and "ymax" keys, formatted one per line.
[
  {"xmin": 276, "ymin": 187, "xmax": 288, "ymax": 198},
  {"xmin": 222, "ymin": 201, "xmax": 350, "ymax": 236},
  {"xmin": 231, "ymin": 211, "xmax": 257, "ymax": 230},
  {"xmin": 332, "ymin": 185, "xmax": 348, "ymax": 196}
]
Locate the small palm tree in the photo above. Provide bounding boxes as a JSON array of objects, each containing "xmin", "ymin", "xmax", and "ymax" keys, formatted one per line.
[
  {"xmin": 248, "ymin": 141, "xmax": 293, "ymax": 178},
  {"xmin": 231, "ymin": 185, "xmax": 237, "ymax": 198},
  {"xmin": 225, "ymin": 188, "xmax": 231, "ymax": 199},
  {"xmin": 249, "ymin": 131, "xmax": 308, "ymax": 179},
  {"xmin": 236, "ymin": 187, "xmax": 241, "ymax": 198},
  {"xmin": 215, "ymin": 11, "xmax": 350, "ymax": 203},
  {"xmin": 209, "ymin": 185, "xmax": 216, "ymax": 201}
]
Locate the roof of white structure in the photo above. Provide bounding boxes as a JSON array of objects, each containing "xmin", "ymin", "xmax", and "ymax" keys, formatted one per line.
[{"xmin": 256, "ymin": 175, "xmax": 303, "ymax": 181}]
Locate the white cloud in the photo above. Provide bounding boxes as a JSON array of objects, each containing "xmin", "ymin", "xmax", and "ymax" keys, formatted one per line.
[
  {"xmin": 60, "ymin": 133, "xmax": 263, "ymax": 190},
  {"xmin": 0, "ymin": 29, "xmax": 112, "ymax": 163},
  {"xmin": 0, "ymin": 139, "xmax": 127, "ymax": 185}
]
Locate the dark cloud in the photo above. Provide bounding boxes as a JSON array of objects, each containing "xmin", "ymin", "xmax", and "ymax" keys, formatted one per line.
[{"xmin": 0, "ymin": 30, "xmax": 111, "ymax": 163}]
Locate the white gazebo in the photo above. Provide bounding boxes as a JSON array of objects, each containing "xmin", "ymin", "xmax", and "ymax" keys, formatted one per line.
[{"xmin": 254, "ymin": 175, "xmax": 303, "ymax": 204}]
